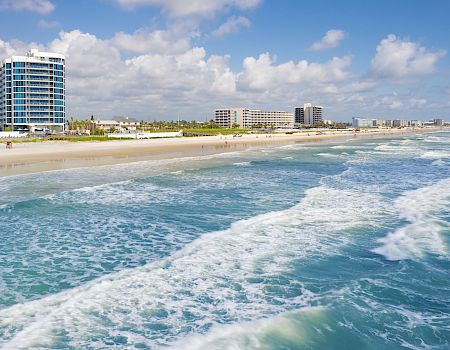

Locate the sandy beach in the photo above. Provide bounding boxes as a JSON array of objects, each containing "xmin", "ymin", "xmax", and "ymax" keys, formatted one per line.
[{"xmin": 0, "ymin": 128, "xmax": 438, "ymax": 176}]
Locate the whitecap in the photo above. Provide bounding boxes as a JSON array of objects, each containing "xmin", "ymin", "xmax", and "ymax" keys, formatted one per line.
[
  {"xmin": 372, "ymin": 178, "xmax": 450, "ymax": 261},
  {"xmin": 233, "ymin": 161, "xmax": 252, "ymax": 166}
]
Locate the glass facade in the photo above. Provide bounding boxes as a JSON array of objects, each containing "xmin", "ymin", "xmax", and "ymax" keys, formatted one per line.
[{"xmin": 0, "ymin": 50, "xmax": 65, "ymax": 132}]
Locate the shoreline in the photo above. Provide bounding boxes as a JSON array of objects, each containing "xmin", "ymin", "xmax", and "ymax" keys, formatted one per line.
[{"xmin": 0, "ymin": 128, "xmax": 441, "ymax": 177}]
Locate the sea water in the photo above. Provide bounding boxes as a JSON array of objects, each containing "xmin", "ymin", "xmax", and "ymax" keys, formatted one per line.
[{"xmin": 0, "ymin": 132, "xmax": 449, "ymax": 349}]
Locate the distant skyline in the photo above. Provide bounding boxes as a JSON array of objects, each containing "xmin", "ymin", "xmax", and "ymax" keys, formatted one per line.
[{"xmin": 0, "ymin": 0, "xmax": 449, "ymax": 121}]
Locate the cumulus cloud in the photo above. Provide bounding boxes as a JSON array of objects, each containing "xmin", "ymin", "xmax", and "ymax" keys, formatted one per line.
[
  {"xmin": 212, "ymin": 16, "xmax": 251, "ymax": 37},
  {"xmin": 0, "ymin": 0, "xmax": 54, "ymax": 14},
  {"xmin": 238, "ymin": 53, "xmax": 351, "ymax": 91},
  {"xmin": 371, "ymin": 34, "xmax": 446, "ymax": 79},
  {"xmin": 2, "ymin": 27, "xmax": 445, "ymax": 120},
  {"xmin": 33, "ymin": 28, "xmax": 354, "ymax": 118},
  {"xmin": 39, "ymin": 30, "xmax": 239, "ymax": 118},
  {"xmin": 309, "ymin": 29, "xmax": 346, "ymax": 51},
  {"xmin": 113, "ymin": 0, "xmax": 261, "ymax": 17}
]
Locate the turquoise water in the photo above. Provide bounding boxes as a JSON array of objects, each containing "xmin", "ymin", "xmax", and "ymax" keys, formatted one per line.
[{"xmin": 0, "ymin": 132, "xmax": 449, "ymax": 349}]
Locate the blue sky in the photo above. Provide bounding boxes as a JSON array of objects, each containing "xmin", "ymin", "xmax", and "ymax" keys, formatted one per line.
[{"xmin": 0, "ymin": 0, "xmax": 449, "ymax": 121}]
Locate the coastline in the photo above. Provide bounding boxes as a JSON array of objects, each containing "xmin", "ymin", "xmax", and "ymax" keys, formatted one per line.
[{"xmin": 0, "ymin": 128, "xmax": 440, "ymax": 177}]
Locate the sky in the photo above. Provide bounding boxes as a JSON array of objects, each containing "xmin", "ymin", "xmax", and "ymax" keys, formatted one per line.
[{"xmin": 0, "ymin": 0, "xmax": 449, "ymax": 122}]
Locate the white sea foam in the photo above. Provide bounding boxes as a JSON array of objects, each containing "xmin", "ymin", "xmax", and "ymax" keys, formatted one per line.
[
  {"xmin": 41, "ymin": 180, "xmax": 167, "ymax": 206},
  {"xmin": 373, "ymin": 178, "xmax": 450, "ymax": 261},
  {"xmin": 316, "ymin": 153, "xmax": 340, "ymax": 158},
  {"xmin": 420, "ymin": 151, "xmax": 450, "ymax": 159},
  {"xmin": 331, "ymin": 145, "xmax": 372, "ymax": 150},
  {"xmin": 0, "ymin": 168, "xmax": 388, "ymax": 349},
  {"xmin": 423, "ymin": 135, "xmax": 450, "ymax": 143},
  {"xmin": 233, "ymin": 161, "xmax": 252, "ymax": 166},
  {"xmin": 432, "ymin": 159, "xmax": 447, "ymax": 167}
]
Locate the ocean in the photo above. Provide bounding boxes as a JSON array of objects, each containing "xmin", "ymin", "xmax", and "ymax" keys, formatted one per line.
[{"xmin": 0, "ymin": 132, "xmax": 449, "ymax": 349}]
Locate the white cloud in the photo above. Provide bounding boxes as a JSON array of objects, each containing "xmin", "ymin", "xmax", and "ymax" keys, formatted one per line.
[
  {"xmin": 212, "ymin": 16, "xmax": 251, "ymax": 37},
  {"xmin": 0, "ymin": 0, "xmax": 54, "ymax": 14},
  {"xmin": 40, "ymin": 29, "xmax": 354, "ymax": 118},
  {"xmin": 37, "ymin": 19, "xmax": 60, "ymax": 29},
  {"xmin": 408, "ymin": 98, "xmax": 427, "ymax": 108},
  {"xmin": 344, "ymin": 80, "xmax": 377, "ymax": 93},
  {"xmin": 111, "ymin": 28, "xmax": 191, "ymax": 54},
  {"xmin": 389, "ymin": 100, "xmax": 403, "ymax": 110},
  {"xmin": 371, "ymin": 34, "xmax": 446, "ymax": 79},
  {"xmin": 41, "ymin": 30, "xmax": 240, "ymax": 118},
  {"xmin": 309, "ymin": 29, "xmax": 346, "ymax": 51},
  {"xmin": 2, "ymin": 28, "xmax": 446, "ymax": 121},
  {"xmin": 113, "ymin": 0, "xmax": 261, "ymax": 17},
  {"xmin": 238, "ymin": 53, "xmax": 351, "ymax": 91}
]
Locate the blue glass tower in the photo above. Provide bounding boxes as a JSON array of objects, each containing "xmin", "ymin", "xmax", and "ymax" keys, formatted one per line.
[{"xmin": 0, "ymin": 49, "xmax": 65, "ymax": 132}]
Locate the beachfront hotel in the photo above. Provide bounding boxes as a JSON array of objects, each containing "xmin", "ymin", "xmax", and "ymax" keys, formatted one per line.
[
  {"xmin": 0, "ymin": 49, "xmax": 65, "ymax": 132},
  {"xmin": 215, "ymin": 108, "xmax": 294, "ymax": 129},
  {"xmin": 295, "ymin": 103, "xmax": 323, "ymax": 126}
]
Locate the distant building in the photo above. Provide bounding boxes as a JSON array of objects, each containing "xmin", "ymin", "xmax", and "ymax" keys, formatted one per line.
[
  {"xmin": 409, "ymin": 120, "xmax": 423, "ymax": 127},
  {"xmin": 93, "ymin": 119, "xmax": 140, "ymax": 132},
  {"xmin": 374, "ymin": 119, "xmax": 384, "ymax": 127},
  {"xmin": 432, "ymin": 118, "xmax": 445, "ymax": 126},
  {"xmin": 352, "ymin": 118, "xmax": 376, "ymax": 128},
  {"xmin": 392, "ymin": 120, "xmax": 409, "ymax": 128},
  {"xmin": 0, "ymin": 49, "xmax": 65, "ymax": 132},
  {"xmin": 215, "ymin": 108, "xmax": 294, "ymax": 129},
  {"xmin": 295, "ymin": 103, "xmax": 323, "ymax": 125}
]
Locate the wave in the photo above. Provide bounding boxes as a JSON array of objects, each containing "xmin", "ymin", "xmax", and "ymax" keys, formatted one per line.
[
  {"xmin": 168, "ymin": 307, "xmax": 325, "ymax": 350},
  {"xmin": 316, "ymin": 153, "xmax": 340, "ymax": 158},
  {"xmin": 420, "ymin": 151, "xmax": 450, "ymax": 159},
  {"xmin": 372, "ymin": 178, "xmax": 450, "ymax": 261},
  {"xmin": 432, "ymin": 159, "xmax": 448, "ymax": 167},
  {"xmin": 0, "ymin": 167, "xmax": 388, "ymax": 349},
  {"xmin": 233, "ymin": 161, "xmax": 252, "ymax": 166},
  {"xmin": 43, "ymin": 180, "xmax": 165, "ymax": 205}
]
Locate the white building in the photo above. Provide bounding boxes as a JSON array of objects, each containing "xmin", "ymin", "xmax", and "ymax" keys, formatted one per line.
[
  {"xmin": 409, "ymin": 120, "xmax": 423, "ymax": 127},
  {"xmin": 215, "ymin": 108, "xmax": 294, "ymax": 129},
  {"xmin": 295, "ymin": 103, "xmax": 323, "ymax": 126},
  {"xmin": 0, "ymin": 49, "xmax": 65, "ymax": 132},
  {"xmin": 94, "ymin": 119, "xmax": 141, "ymax": 132},
  {"xmin": 352, "ymin": 117, "xmax": 376, "ymax": 128}
]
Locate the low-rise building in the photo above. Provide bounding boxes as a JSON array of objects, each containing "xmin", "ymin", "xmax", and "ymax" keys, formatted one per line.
[
  {"xmin": 352, "ymin": 117, "xmax": 376, "ymax": 128},
  {"xmin": 93, "ymin": 119, "xmax": 141, "ymax": 132},
  {"xmin": 215, "ymin": 108, "xmax": 294, "ymax": 129},
  {"xmin": 409, "ymin": 120, "xmax": 423, "ymax": 127}
]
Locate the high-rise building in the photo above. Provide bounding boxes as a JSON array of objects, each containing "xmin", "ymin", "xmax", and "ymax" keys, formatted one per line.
[
  {"xmin": 0, "ymin": 49, "xmax": 65, "ymax": 132},
  {"xmin": 295, "ymin": 103, "xmax": 323, "ymax": 125},
  {"xmin": 215, "ymin": 108, "xmax": 294, "ymax": 129}
]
